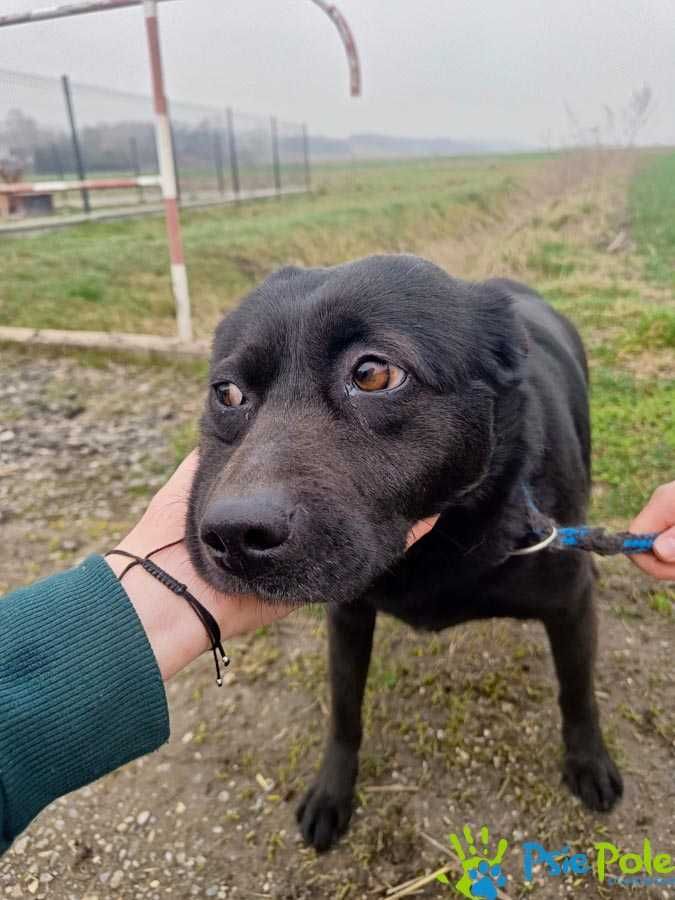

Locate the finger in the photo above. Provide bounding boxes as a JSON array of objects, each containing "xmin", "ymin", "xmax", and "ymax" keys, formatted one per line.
[
  {"xmin": 405, "ymin": 515, "xmax": 439, "ymax": 550},
  {"xmin": 147, "ymin": 449, "xmax": 200, "ymax": 516},
  {"xmin": 163, "ymin": 448, "xmax": 200, "ymax": 494},
  {"xmin": 628, "ymin": 482, "xmax": 675, "ymax": 580},
  {"xmin": 629, "ymin": 481, "xmax": 675, "ymax": 534},
  {"xmin": 654, "ymin": 525, "xmax": 675, "ymax": 564},
  {"xmin": 630, "ymin": 523, "xmax": 675, "ymax": 579},
  {"xmin": 629, "ymin": 550, "xmax": 675, "ymax": 580}
]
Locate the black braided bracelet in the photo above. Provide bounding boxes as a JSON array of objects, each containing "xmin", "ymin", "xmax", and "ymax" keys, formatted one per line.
[{"xmin": 105, "ymin": 539, "xmax": 229, "ymax": 686}]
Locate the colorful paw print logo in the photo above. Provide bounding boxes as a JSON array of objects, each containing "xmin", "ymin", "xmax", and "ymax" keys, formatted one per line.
[
  {"xmin": 466, "ymin": 860, "xmax": 507, "ymax": 898},
  {"xmin": 436, "ymin": 824, "xmax": 509, "ymax": 899}
]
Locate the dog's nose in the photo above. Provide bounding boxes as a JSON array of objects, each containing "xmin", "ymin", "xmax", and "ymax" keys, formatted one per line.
[{"xmin": 200, "ymin": 492, "xmax": 294, "ymax": 565}]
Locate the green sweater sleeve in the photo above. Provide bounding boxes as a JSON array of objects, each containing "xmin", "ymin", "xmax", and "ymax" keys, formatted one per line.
[{"xmin": 0, "ymin": 555, "xmax": 170, "ymax": 854}]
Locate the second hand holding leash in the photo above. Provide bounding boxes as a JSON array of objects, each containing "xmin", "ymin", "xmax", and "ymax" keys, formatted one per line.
[{"xmin": 513, "ymin": 484, "xmax": 659, "ymax": 558}]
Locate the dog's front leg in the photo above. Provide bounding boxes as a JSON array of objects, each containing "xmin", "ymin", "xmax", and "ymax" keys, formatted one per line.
[
  {"xmin": 297, "ymin": 601, "xmax": 376, "ymax": 851},
  {"xmin": 544, "ymin": 581, "xmax": 623, "ymax": 812}
]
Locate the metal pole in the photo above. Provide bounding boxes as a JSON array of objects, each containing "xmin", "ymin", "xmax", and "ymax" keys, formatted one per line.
[
  {"xmin": 302, "ymin": 123, "xmax": 311, "ymax": 191},
  {"xmin": 61, "ymin": 74, "xmax": 90, "ymax": 213},
  {"xmin": 270, "ymin": 116, "xmax": 281, "ymax": 195},
  {"xmin": 0, "ymin": 0, "xmax": 178, "ymax": 29},
  {"xmin": 143, "ymin": 0, "xmax": 192, "ymax": 342},
  {"xmin": 308, "ymin": 0, "xmax": 362, "ymax": 96},
  {"xmin": 212, "ymin": 126, "xmax": 225, "ymax": 196},
  {"xmin": 226, "ymin": 107, "xmax": 240, "ymax": 200},
  {"xmin": 1, "ymin": 1, "xmax": 360, "ymax": 100}
]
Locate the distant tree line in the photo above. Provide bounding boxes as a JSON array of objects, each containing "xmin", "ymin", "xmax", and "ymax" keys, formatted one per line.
[{"xmin": 0, "ymin": 108, "xmax": 304, "ymax": 177}]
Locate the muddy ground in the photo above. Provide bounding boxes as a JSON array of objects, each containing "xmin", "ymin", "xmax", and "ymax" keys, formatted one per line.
[{"xmin": 1, "ymin": 165, "xmax": 674, "ymax": 900}]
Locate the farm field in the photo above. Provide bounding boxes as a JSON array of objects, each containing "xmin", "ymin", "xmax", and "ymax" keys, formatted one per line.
[
  {"xmin": 0, "ymin": 155, "xmax": 538, "ymax": 335},
  {"xmin": 0, "ymin": 150, "xmax": 673, "ymax": 899}
]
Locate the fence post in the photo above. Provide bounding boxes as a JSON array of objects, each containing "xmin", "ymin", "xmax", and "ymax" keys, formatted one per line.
[
  {"xmin": 212, "ymin": 125, "xmax": 225, "ymax": 196},
  {"xmin": 302, "ymin": 123, "xmax": 311, "ymax": 191},
  {"xmin": 129, "ymin": 136, "xmax": 144, "ymax": 203},
  {"xmin": 143, "ymin": 0, "xmax": 192, "ymax": 343},
  {"xmin": 270, "ymin": 115, "xmax": 281, "ymax": 195},
  {"xmin": 226, "ymin": 107, "xmax": 240, "ymax": 200},
  {"xmin": 61, "ymin": 74, "xmax": 90, "ymax": 213}
]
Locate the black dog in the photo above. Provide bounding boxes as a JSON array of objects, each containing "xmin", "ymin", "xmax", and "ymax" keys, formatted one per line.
[{"xmin": 187, "ymin": 254, "xmax": 622, "ymax": 852}]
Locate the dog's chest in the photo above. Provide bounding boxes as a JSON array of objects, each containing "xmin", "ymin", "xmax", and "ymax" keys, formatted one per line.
[{"xmin": 367, "ymin": 562, "xmax": 504, "ymax": 631}]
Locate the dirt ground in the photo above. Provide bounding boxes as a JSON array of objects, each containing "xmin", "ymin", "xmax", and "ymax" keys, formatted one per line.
[{"xmin": 1, "ymin": 163, "xmax": 674, "ymax": 900}]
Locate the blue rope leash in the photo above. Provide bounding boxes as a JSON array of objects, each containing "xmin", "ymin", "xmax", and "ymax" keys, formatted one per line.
[
  {"xmin": 515, "ymin": 485, "xmax": 660, "ymax": 557},
  {"xmin": 556, "ymin": 526, "xmax": 658, "ymax": 555}
]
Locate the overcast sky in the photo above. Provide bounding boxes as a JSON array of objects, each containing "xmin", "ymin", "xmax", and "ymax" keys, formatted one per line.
[{"xmin": 1, "ymin": 0, "xmax": 673, "ymax": 145}]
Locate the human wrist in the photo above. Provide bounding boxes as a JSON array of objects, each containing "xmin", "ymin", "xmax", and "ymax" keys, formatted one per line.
[{"xmin": 105, "ymin": 543, "xmax": 211, "ymax": 682}]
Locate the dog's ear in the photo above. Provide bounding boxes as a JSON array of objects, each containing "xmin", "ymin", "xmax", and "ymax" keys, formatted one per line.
[{"xmin": 473, "ymin": 282, "xmax": 529, "ymax": 390}]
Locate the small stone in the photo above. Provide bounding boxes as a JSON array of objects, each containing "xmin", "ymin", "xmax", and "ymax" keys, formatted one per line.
[
  {"xmin": 109, "ymin": 870, "xmax": 123, "ymax": 889},
  {"xmin": 217, "ymin": 790, "xmax": 230, "ymax": 803},
  {"xmin": 26, "ymin": 882, "xmax": 38, "ymax": 897},
  {"xmin": 206, "ymin": 888, "xmax": 218, "ymax": 897},
  {"xmin": 136, "ymin": 811, "xmax": 150, "ymax": 826},
  {"xmin": 0, "ymin": 430, "xmax": 15, "ymax": 443},
  {"xmin": 13, "ymin": 837, "xmax": 29, "ymax": 855},
  {"xmin": 255, "ymin": 774, "xmax": 274, "ymax": 792},
  {"xmin": 175, "ymin": 801, "xmax": 186, "ymax": 815},
  {"xmin": 182, "ymin": 731, "xmax": 194, "ymax": 744}
]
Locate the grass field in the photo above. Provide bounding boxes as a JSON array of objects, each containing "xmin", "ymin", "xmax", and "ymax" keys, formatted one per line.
[
  {"xmin": 1, "ymin": 150, "xmax": 674, "ymax": 900},
  {"xmin": 0, "ymin": 156, "xmax": 532, "ymax": 335},
  {"xmin": 1, "ymin": 151, "xmax": 673, "ymax": 524},
  {"xmin": 537, "ymin": 152, "xmax": 675, "ymax": 521},
  {"xmin": 1, "ymin": 150, "xmax": 674, "ymax": 523}
]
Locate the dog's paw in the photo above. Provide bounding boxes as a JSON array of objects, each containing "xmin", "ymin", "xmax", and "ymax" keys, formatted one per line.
[
  {"xmin": 563, "ymin": 748, "xmax": 623, "ymax": 812},
  {"xmin": 296, "ymin": 781, "xmax": 353, "ymax": 852}
]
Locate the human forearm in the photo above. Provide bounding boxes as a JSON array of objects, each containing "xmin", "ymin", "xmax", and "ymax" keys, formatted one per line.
[{"xmin": 0, "ymin": 556, "xmax": 169, "ymax": 854}]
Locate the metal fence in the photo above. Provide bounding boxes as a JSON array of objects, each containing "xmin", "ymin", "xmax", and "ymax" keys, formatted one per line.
[{"xmin": 0, "ymin": 67, "xmax": 310, "ymax": 217}]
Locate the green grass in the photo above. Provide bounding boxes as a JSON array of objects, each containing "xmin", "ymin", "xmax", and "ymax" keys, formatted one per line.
[
  {"xmin": 2, "ymin": 150, "xmax": 673, "ymax": 533},
  {"xmin": 587, "ymin": 155, "xmax": 675, "ymax": 520},
  {"xmin": 629, "ymin": 152, "xmax": 675, "ymax": 287},
  {"xmin": 520, "ymin": 151, "xmax": 675, "ymax": 523},
  {"xmin": 590, "ymin": 368, "xmax": 674, "ymax": 518},
  {"xmin": 0, "ymin": 157, "xmax": 532, "ymax": 338},
  {"xmin": 526, "ymin": 240, "xmax": 577, "ymax": 278}
]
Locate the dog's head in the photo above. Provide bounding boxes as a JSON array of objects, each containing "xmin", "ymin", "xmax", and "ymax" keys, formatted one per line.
[{"xmin": 186, "ymin": 255, "xmax": 527, "ymax": 604}]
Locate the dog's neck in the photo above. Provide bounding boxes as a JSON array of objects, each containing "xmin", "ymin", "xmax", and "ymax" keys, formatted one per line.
[{"xmin": 433, "ymin": 383, "xmax": 542, "ymax": 570}]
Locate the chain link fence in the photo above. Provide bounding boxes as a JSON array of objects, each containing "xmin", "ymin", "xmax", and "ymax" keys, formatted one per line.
[{"xmin": 0, "ymin": 67, "xmax": 310, "ymax": 219}]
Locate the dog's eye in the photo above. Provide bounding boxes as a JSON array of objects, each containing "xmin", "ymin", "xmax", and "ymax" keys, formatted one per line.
[
  {"xmin": 352, "ymin": 358, "xmax": 406, "ymax": 393},
  {"xmin": 213, "ymin": 381, "xmax": 244, "ymax": 407}
]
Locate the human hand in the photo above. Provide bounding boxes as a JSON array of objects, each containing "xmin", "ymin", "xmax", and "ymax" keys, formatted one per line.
[
  {"xmin": 106, "ymin": 451, "xmax": 438, "ymax": 681},
  {"xmin": 629, "ymin": 481, "xmax": 675, "ymax": 580}
]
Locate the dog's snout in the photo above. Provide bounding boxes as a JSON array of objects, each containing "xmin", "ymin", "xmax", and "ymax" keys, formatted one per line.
[{"xmin": 200, "ymin": 492, "xmax": 294, "ymax": 567}]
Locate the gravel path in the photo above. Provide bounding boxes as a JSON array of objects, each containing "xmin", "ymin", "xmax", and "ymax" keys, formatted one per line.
[{"xmin": 1, "ymin": 347, "xmax": 673, "ymax": 900}]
